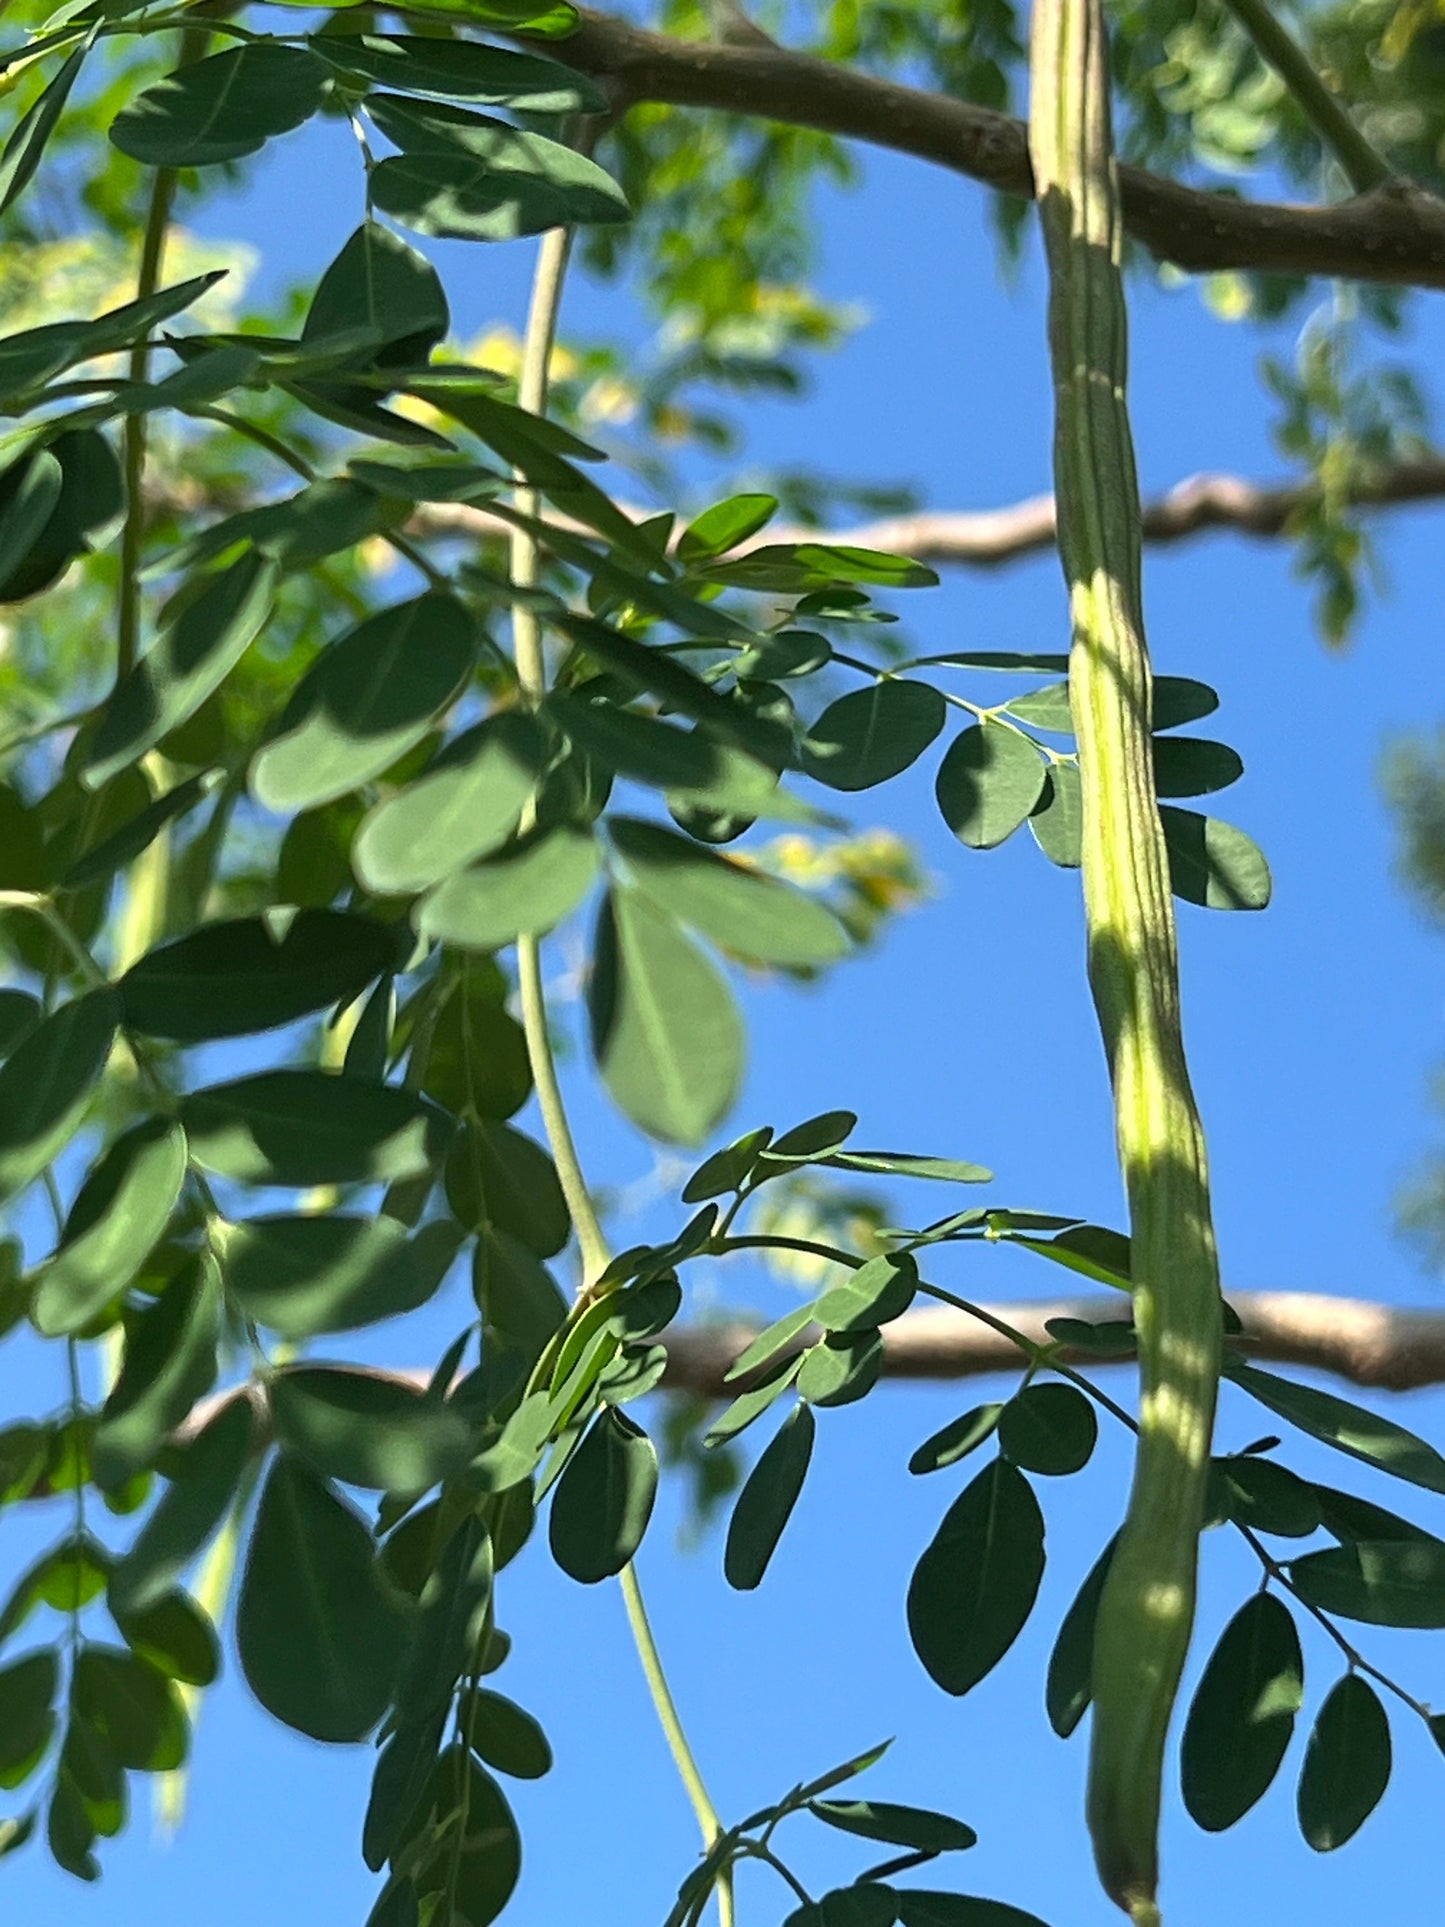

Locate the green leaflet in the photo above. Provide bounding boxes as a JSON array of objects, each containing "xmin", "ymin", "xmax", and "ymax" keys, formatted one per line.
[
  {"xmin": 237, "ymin": 1454, "xmax": 405, "ymax": 1742},
  {"xmin": 444, "ymin": 1117, "xmax": 570, "ymax": 1257},
  {"xmin": 109, "ymin": 43, "xmax": 330, "ymax": 167},
  {"xmin": 61, "ymin": 771, "xmax": 220, "ymax": 891},
  {"xmin": 0, "ymin": 449, "xmax": 62, "ymax": 587},
  {"xmin": 352, "ymin": 711, "xmax": 550, "ymax": 895},
  {"xmin": 270, "ymin": 1368, "xmax": 472, "ymax": 1492},
  {"xmin": 71, "ymin": 1645, "xmax": 187, "ymax": 1771},
  {"xmin": 1151, "ymin": 736, "xmax": 1244, "ymax": 799},
  {"xmin": 907, "ymin": 1459, "xmax": 1045, "ymax": 1697},
  {"xmin": 461, "ymin": 1688, "xmax": 552, "ymax": 1779},
  {"xmin": 1045, "ymin": 1537, "xmax": 1116, "ymax": 1740},
  {"xmin": 314, "ymin": 34, "xmax": 606, "ymax": 112},
  {"xmin": 724, "ymin": 1402, "xmax": 815, "ymax": 1591},
  {"xmin": 997, "ymin": 1384, "xmax": 1098, "ymax": 1477},
  {"xmin": 419, "ymin": 823, "xmax": 600, "ymax": 950},
  {"xmin": 548, "ymin": 1408, "xmax": 657, "ymax": 1583},
  {"xmin": 31, "ymin": 1119, "xmax": 188, "ymax": 1338},
  {"xmin": 0, "ymin": 428, "xmax": 123, "ymax": 603},
  {"xmin": 801, "ymin": 681, "xmax": 947, "ymax": 791},
  {"xmin": 110, "ymin": 1398, "xmax": 256, "ymax": 1615},
  {"xmin": 423, "ymin": 962, "xmax": 532, "ymax": 1120},
  {"xmin": 81, "ymin": 551, "xmax": 280, "ymax": 788},
  {"xmin": 222, "ymin": 1215, "xmax": 460, "ymax": 1338},
  {"xmin": 814, "ymin": 1253, "xmax": 917, "ymax": 1333},
  {"xmin": 0, "ymin": 1534, "xmax": 112, "ymax": 1644},
  {"xmin": 0, "ymin": 990, "xmax": 118, "ymax": 1207},
  {"xmin": 1179, "ymin": 1593, "xmax": 1303, "ymax": 1831},
  {"xmin": 0, "ymin": 274, "xmax": 216, "ymax": 404},
  {"xmin": 1160, "ymin": 807, "xmax": 1271, "ymax": 910},
  {"xmin": 909, "ymin": 1404, "xmax": 1004, "ymax": 1478},
  {"xmin": 302, "ymin": 220, "xmax": 449, "ymax": 367},
  {"xmin": 409, "ymin": 1748, "xmax": 521, "ymax": 1927},
  {"xmin": 250, "ymin": 593, "xmax": 479, "ymax": 813},
  {"xmin": 1226, "ymin": 1359, "xmax": 1445, "ymax": 1495},
  {"xmin": 1028, "ymin": 761, "xmax": 1083, "ymax": 867},
  {"xmin": 1297, "ymin": 1675, "xmax": 1391, "ymax": 1851},
  {"xmin": 92, "ymin": 1253, "xmax": 222, "ymax": 1490},
  {"xmin": 0, "ymin": 38, "xmax": 88, "ymax": 218},
  {"xmin": 935, "ymin": 722, "xmax": 1047, "ymax": 849},
  {"xmin": 588, "ymin": 886, "xmax": 744, "ymax": 1145},
  {"xmin": 367, "ymin": 97, "xmax": 629, "ymax": 240},
  {"xmin": 394, "ymin": 1517, "xmax": 493, "ymax": 1722},
  {"xmin": 809, "ymin": 1800, "xmax": 976, "ymax": 1853},
  {"xmin": 797, "ymin": 1330, "xmax": 882, "ymax": 1407},
  {"xmin": 181, "ymin": 1071, "xmax": 453, "ymax": 1186},
  {"xmin": 607, "ymin": 816, "xmax": 850, "ymax": 968},
  {"xmin": 113, "ymin": 1588, "xmax": 220, "ymax": 1687},
  {"xmin": 0, "ymin": 1650, "xmax": 58, "ymax": 1783},
  {"xmin": 1285, "ymin": 1540, "xmax": 1445, "ymax": 1627},
  {"xmin": 119, "ymin": 910, "xmax": 399, "ymax": 1042}
]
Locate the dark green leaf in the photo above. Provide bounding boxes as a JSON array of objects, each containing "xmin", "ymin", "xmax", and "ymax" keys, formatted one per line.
[
  {"xmin": 1015, "ymin": 1223, "xmax": 1131, "ymax": 1291},
  {"xmin": 353, "ymin": 712, "xmax": 549, "ymax": 895},
  {"xmin": 589, "ymin": 886, "xmax": 743, "ymax": 1145},
  {"xmin": 0, "ymin": 989, "xmax": 39, "ymax": 1058},
  {"xmin": 815, "ymin": 1253, "xmax": 917, "ymax": 1333},
  {"xmin": 1027, "ymin": 762, "xmax": 1082, "ymax": 867},
  {"xmin": 0, "ymin": 41, "xmax": 87, "ymax": 217},
  {"xmin": 92, "ymin": 1254, "xmax": 221, "ymax": 1489},
  {"xmin": 1226, "ymin": 1359, "xmax": 1445, "ymax": 1494},
  {"xmin": 1286, "ymin": 1541, "xmax": 1445, "ymax": 1626},
  {"xmin": 461, "ymin": 1688, "xmax": 553, "ymax": 1779},
  {"xmin": 798, "ymin": 1329, "xmax": 883, "ymax": 1407},
  {"xmin": 0, "ymin": 989, "xmax": 118, "ymax": 1206},
  {"xmin": 705, "ymin": 1353, "xmax": 804, "ymax": 1447},
  {"xmin": 802, "ymin": 682, "xmax": 946, "ymax": 791},
  {"xmin": 419, "ymin": 823, "xmax": 599, "ymax": 950},
  {"xmin": 120, "ymin": 909, "xmax": 397, "ymax": 1042},
  {"xmin": 0, "ymin": 1650, "xmax": 57, "ymax": 1783},
  {"xmin": 302, "ymin": 220, "xmax": 449, "ymax": 365},
  {"xmin": 112, "ymin": 1588, "xmax": 219, "ymax": 1687},
  {"xmin": 182, "ymin": 1071, "xmax": 453, "ymax": 1186},
  {"xmin": 110, "ymin": 1399, "xmax": 255, "ymax": 1615},
  {"xmin": 734, "ymin": 629, "xmax": 832, "ymax": 681},
  {"xmin": 271, "ymin": 1368, "xmax": 471, "ymax": 1492},
  {"xmin": 683, "ymin": 1125, "xmax": 773, "ymax": 1204},
  {"xmin": 723, "ymin": 1303, "xmax": 816, "ymax": 1384},
  {"xmin": 1160, "ymin": 808, "xmax": 1271, "ymax": 911},
  {"xmin": 446, "ymin": 1119, "xmax": 570, "ymax": 1257},
  {"xmin": 1045, "ymin": 1537, "xmax": 1115, "ymax": 1739},
  {"xmin": 997, "ymin": 1383, "xmax": 1097, "ymax": 1477},
  {"xmin": 61, "ymin": 771, "xmax": 219, "ymax": 891},
  {"xmin": 1217, "ymin": 1456, "xmax": 1321, "ymax": 1537},
  {"xmin": 0, "ymin": 427, "xmax": 122, "ymax": 602},
  {"xmin": 825, "ymin": 1151, "xmax": 993, "ymax": 1183},
  {"xmin": 907, "ymin": 1460, "xmax": 1045, "ymax": 1696},
  {"xmin": 224, "ymin": 1214, "xmax": 458, "ymax": 1338},
  {"xmin": 1001, "ymin": 683, "xmax": 1073, "ymax": 732},
  {"xmin": 0, "ymin": 449, "xmax": 62, "ymax": 588},
  {"xmin": 808, "ymin": 1800, "xmax": 976, "ymax": 1853},
  {"xmin": 764, "ymin": 1111, "xmax": 859, "ymax": 1162},
  {"xmin": 81, "ymin": 552, "xmax": 279, "ymax": 788},
  {"xmin": 724, "ymin": 1402, "xmax": 814, "ymax": 1590},
  {"xmin": 251, "ymin": 594, "xmax": 478, "ymax": 812},
  {"xmin": 475, "ymin": 1228, "xmax": 567, "ymax": 1365},
  {"xmin": 549, "ymin": 1408, "xmax": 657, "ymax": 1583},
  {"xmin": 32, "ymin": 1119, "xmax": 188, "ymax": 1337},
  {"xmin": 395, "ymin": 1518, "xmax": 493, "ymax": 1722},
  {"xmin": 1314, "ymin": 1485, "xmax": 1443, "ymax": 1548},
  {"xmin": 936, "ymin": 723, "xmax": 1047, "ymax": 848},
  {"xmin": 369, "ymin": 103, "xmax": 629, "ymax": 239},
  {"xmin": 1152, "ymin": 736, "xmax": 1244, "ymax": 798},
  {"xmin": 110, "ymin": 43, "xmax": 329, "ymax": 166},
  {"xmin": 1151, "ymin": 676, "xmax": 1219, "ymax": 730},
  {"xmin": 412, "ymin": 1749, "xmax": 520, "ymax": 1927},
  {"xmin": 237, "ymin": 1454, "xmax": 405, "ymax": 1741},
  {"xmin": 702, "ymin": 542, "xmax": 936, "ymax": 593},
  {"xmin": 316, "ymin": 34, "xmax": 606, "ymax": 112},
  {"xmin": 1298, "ymin": 1674, "xmax": 1391, "ymax": 1850},
  {"xmin": 608, "ymin": 816, "xmax": 850, "ymax": 967},
  {"xmin": 423, "ymin": 962, "xmax": 532, "ymax": 1121},
  {"xmin": 73, "ymin": 1645, "xmax": 187, "ymax": 1771},
  {"xmin": 786, "ymin": 1887, "xmax": 897, "ymax": 1927},
  {"xmin": 363, "ymin": 1712, "xmax": 445, "ymax": 1872},
  {"xmin": 909, "ymin": 1404, "xmax": 1004, "ymax": 1477},
  {"xmin": 1180, "ymin": 1592, "xmax": 1303, "ymax": 1831}
]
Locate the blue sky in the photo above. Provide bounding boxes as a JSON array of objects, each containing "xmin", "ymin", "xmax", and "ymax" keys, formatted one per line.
[{"xmin": 5, "ymin": 67, "xmax": 1445, "ymax": 1927}]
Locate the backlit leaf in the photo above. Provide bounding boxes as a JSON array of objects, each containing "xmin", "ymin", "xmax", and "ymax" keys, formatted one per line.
[
  {"xmin": 1180, "ymin": 1593, "xmax": 1303, "ymax": 1831},
  {"xmin": 802, "ymin": 681, "xmax": 946, "ymax": 791},
  {"xmin": 548, "ymin": 1408, "xmax": 657, "ymax": 1583},
  {"xmin": 0, "ymin": 990, "xmax": 117, "ymax": 1206},
  {"xmin": 724, "ymin": 1402, "xmax": 814, "ymax": 1590},
  {"xmin": 907, "ymin": 1460, "xmax": 1045, "ymax": 1696},
  {"xmin": 1298, "ymin": 1675, "xmax": 1390, "ymax": 1850},
  {"xmin": 1160, "ymin": 808, "xmax": 1271, "ymax": 911},
  {"xmin": 32, "ymin": 1119, "xmax": 187, "ymax": 1338},
  {"xmin": 419, "ymin": 823, "xmax": 599, "ymax": 950},
  {"xmin": 1226, "ymin": 1360, "xmax": 1445, "ymax": 1494}
]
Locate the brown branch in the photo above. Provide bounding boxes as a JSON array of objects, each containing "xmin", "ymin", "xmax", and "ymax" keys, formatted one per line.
[
  {"xmin": 407, "ymin": 453, "xmax": 1445, "ymax": 568},
  {"xmin": 659, "ymin": 1290, "xmax": 1445, "ymax": 1397},
  {"xmin": 536, "ymin": 10, "xmax": 1445, "ymax": 291}
]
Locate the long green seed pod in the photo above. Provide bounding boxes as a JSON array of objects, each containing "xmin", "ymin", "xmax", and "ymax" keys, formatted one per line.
[{"xmin": 1027, "ymin": 2, "xmax": 1224, "ymax": 1921}]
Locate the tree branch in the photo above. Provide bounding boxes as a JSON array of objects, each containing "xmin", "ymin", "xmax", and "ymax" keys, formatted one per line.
[
  {"xmin": 541, "ymin": 9, "xmax": 1445, "ymax": 290},
  {"xmin": 659, "ymin": 1290, "xmax": 1445, "ymax": 1397},
  {"xmin": 406, "ymin": 451, "xmax": 1445, "ymax": 569}
]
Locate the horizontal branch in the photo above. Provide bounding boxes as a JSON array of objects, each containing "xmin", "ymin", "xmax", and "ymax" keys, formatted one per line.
[
  {"xmin": 548, "ymin": 9, "xmax": 1445, "ymax": 290},
  {"xmin": 408, "ymin": 451, "xmax": 1445, "ymax": 568},
  {"xmin": 660, "ymin": 1289, "xmax": 1445, "ymax": 1396}
]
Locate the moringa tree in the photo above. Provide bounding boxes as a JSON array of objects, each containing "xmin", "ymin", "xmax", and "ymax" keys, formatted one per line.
[{"xmin": 0, "ymin": 0, "xmax": 1442, "ymax": 1923}]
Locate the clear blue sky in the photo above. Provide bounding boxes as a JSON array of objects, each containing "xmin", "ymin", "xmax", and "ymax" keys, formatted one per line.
[{"xmin": 4, "ymin": 80, "xmax": 1445, "ymax": 1927}]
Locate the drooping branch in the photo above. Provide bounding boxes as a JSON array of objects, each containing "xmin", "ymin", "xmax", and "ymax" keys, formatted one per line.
[
  {"xmin": 532, "ymin": 9, "xmax": 1445, "ymax": 291},
  {"xmin": 402, "ymin": 451, "xmax": 1445, "ymax": 569}
]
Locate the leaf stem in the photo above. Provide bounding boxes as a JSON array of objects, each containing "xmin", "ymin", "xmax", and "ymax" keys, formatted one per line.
[
  {"xmin": 117, "ymin": 164, "xmax": 180, "ymax": 682},
  {"xmin": 507, "ymin": 223, "xmax": 731, "ymax": 1926},
  {"xmin": 1218, "ymin": 0, "xmax": 1393, "ymax": 193}
]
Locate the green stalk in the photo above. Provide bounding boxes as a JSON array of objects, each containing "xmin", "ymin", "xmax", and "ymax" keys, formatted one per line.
[
  {"xmin": 1028, "ymin": 2, "xmax": 1223, "ymax": 1921},
  {"xmin": 508, "ymin": 224, "xmax": 733, "ymax": 1927},
  {"xmin": 116, "ymin": 162, "xmax": 179, "ymax": 681}
]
